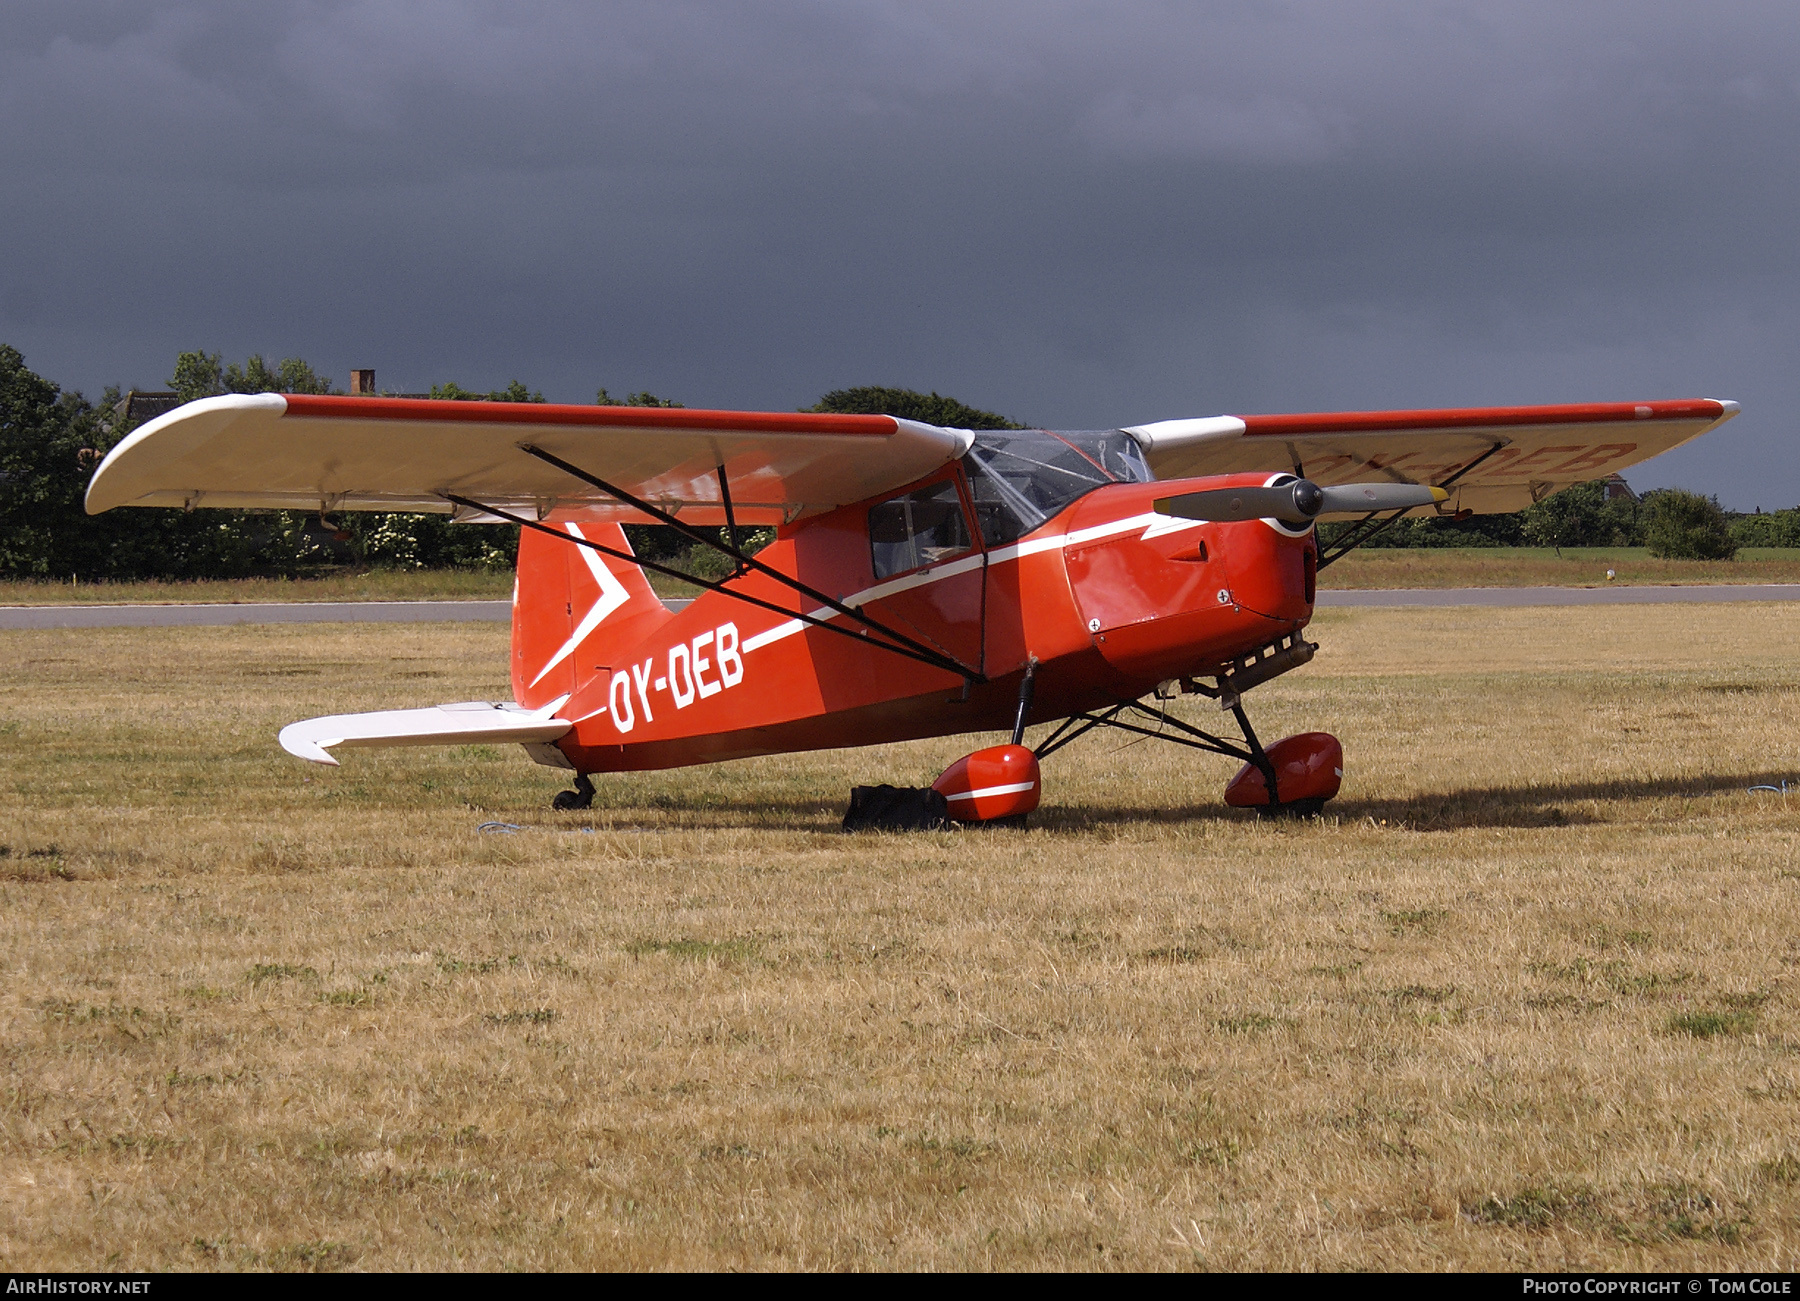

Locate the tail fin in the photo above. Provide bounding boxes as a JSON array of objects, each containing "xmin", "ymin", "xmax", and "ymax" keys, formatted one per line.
[{"xmin": 511, "ymin": 523, "xmax": 671, "ymax": 710}]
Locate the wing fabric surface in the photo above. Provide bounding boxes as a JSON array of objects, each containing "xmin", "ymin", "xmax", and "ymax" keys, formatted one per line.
[
  {"xmin": 278, "ymin": 698, "xmax": 571, "ymax": 766},
  {"xmin": 88, "ymin": 392, "xmax": 1738, "ymax": 524},
  {"xmin": 1127, "ymin": 400, "xmax": 1738, "ymax": 514},
  {"xmin": 86, "ymin": 394, "xmax": 974, "ymax": 525}
]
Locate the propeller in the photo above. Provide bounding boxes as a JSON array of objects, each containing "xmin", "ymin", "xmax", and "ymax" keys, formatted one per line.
[{"xmin": 1153, "ymin": 479, "xmax": 1449, "ymax": 525}]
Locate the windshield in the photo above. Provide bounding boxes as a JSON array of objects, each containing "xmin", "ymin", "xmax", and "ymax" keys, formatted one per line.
[{"xmin": 962, "ymin": 429, "xmax": 1150, "ymax": 546}]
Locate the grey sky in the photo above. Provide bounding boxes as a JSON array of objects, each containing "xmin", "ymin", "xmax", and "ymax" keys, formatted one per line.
[{"xmin": 4, "ymin": 1, "xmax": 1796, "ymax": 505}]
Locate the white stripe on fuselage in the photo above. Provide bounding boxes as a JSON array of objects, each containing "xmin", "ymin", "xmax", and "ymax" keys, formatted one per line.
[
  {"xmin": 563, "ymin": 511, "xmax": 1205, "ymax": 729},
  {"xmin": 739, "ymin": 511, "xmax": 1197, "ymax": 655}
]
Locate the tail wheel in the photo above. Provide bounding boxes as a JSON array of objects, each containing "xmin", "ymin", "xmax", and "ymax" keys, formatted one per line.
[{"xmin": 552, "ymin": 774, "xmax": 596, "ymax": 811}]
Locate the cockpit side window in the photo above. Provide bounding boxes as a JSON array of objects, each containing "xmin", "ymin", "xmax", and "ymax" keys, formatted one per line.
[
  {"xmin": 869, "ymin": 479, "xmax": 974, "ymax": 580},
  {"xmin": 962, "ymin": 429, "xmax": 1152, "ymax": 547}
]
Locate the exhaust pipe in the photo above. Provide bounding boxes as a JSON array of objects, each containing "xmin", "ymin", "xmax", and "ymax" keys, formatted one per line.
[{"xmin": 1192, "ymin": 633, "xmax": 1317, "ymax": 709}]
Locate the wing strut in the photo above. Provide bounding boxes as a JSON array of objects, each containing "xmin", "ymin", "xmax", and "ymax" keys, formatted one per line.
[
  {"xmin": 444, "ymin": 493, "xmax": 983, "ymax": 683},
  {"xmin": 1031, "ymin": 698, "xmax": 1285, "ymax": 809},
  {"xmin": 716, "ymin": 465, "xmax": 743, "ymax": 575},
  {"xmin": 510, "ymin": 443, "xmax": 985, "ymax": 681},
  {"xmin": 1315, "ymin": 440, "xmax": 1507, "ymax": 570},
  {"xmin": 1034, "ymin": 700, "xmax": 1256, "ymax": 763}
]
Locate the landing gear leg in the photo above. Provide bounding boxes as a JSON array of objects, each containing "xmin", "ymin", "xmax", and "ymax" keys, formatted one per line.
[
  {"xmin": 1231, "ymin": 703, "xmax": 1330, "ymax": 818},
  {"xmin": 552, "ymin": 774, "xmax": 595, "ymax": 812},
  {"xmin": 1010, "ymin": 659, "xmax": 1038, "ymax": 747},
  {"xmin": 1032, "ymin": 689, "xmax": 1337, "ymax": 819},
  {"xmin": 1230, "ymin": 702, "xmax": 1282, "ymax": 814}
]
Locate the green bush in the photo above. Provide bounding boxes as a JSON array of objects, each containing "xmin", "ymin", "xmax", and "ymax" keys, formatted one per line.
[
  {"xmin": 1644, "ymin": 489, "xmax": 1737, "ymax": 560},
  {"xmin": 1730, "ymin": 509, "xmax": 1800, "ymax": 548},
  {"xmin": 1328, "ymin": 512, "xmax": 1522, "ymax": 548},
  {"xmin": 1322, "ymin": 478, "xmax": 1644, "ymax": 551},
  {"xmin": 1520, "ymin": 479, "xmax": 1642, "ymax": 548}
]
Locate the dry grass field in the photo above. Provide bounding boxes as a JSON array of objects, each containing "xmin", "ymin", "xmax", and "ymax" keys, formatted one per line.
[{"xmin": 3, "ymin": 606, "xmax": 1800, "ymax": 1271}]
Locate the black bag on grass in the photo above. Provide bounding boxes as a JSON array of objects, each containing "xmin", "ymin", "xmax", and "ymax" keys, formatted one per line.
[{"xmin": 842, "ymin": 785, "xmax": 951, "ymax": 832}]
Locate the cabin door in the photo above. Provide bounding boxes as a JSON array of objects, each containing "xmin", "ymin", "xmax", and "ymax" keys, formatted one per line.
[{"xmin": 855, "ymin": 470, "xmax": 985, "ymax": 679}]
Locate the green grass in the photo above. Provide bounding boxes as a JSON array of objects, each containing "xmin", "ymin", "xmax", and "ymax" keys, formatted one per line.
[
  {"xmin": 1669, "ymin": 1009, "xmax": 1759, "ymax": 1038},
  {"xmin": 1466, "ymin": 1183, "xmax": 1600, "ymax": 1228},
  {"xmin": 623, "ymin": 937, "xmax": 763, "ymax": 963},
  {"xmin": 0, "ymin": 570, "xmax": 517, "ymax": 604},
  {"xmin": 1323, "ymin": 546, "xmax": 1800, "ymax": 589}
]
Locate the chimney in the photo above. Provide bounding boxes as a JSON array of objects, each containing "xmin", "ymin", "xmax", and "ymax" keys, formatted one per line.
[{"xmin": 350, "ymin": 368, "xmax": 375, "ymax": 395}]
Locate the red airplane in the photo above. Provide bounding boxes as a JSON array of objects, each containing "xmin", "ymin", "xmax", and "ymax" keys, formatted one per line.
[{"xmin": 86, "ymin": 393, "xmax": 1737, "ymax": 824}]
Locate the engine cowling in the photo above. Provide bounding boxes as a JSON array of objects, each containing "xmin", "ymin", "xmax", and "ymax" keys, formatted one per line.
[
  {"xmin": 1224, "ymin": 732, "xmax": 1343, "ymax": 811},
  {"xmin": 932, "ymin": 744, "xmax": 1042, "ymax": 823}
]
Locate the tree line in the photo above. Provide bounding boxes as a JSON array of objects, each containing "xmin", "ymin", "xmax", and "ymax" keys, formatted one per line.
[
  {"xmin": 1322, "ymin": 479, "xmax": 1751, "ymax": 559},
  {"xmin": 0, "ymin": 345, "xmax": 703, "ymax": 581},
  {"xmin": 0, "ymin": 343, "xmax": 1768, "ymax": 581}
]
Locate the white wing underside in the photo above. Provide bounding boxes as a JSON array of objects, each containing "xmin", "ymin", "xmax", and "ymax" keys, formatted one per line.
[
  {"xmin": 86, "ymin": 394, "xmax": 971, "ymax": 525},
  {"xmin": 279, "ymin": 698, "xmax": 571, "ymax": 767},
  {"xmin": 1127, "ymin": 401, "xmax": 1739, "ymax": 515},
  {"xmin": 86, "ymin": 393, "xmax": 1738, "ymax": 527}
]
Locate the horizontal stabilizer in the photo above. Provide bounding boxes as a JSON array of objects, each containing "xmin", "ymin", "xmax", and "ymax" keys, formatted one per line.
[{"xmin": 279, "ymin": 697, "xmax": 571, "ymax": 767}]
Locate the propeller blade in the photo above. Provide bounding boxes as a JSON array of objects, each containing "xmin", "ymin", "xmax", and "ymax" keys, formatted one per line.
[
  {"xmin": 1153, "ymin": 479, "xmax": 1448, "ymax": 524},
  {"xmin": 1316, "ymin": 483, "xmax": 1449, "ymax": 515},
  {"xmin": 1153, "ymin": 482, "xmax": 1321, "ymax": 523}
]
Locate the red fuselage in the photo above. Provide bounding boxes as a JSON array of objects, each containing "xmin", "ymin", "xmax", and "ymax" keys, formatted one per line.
[{"xmin": 514, "ymin": 467, "xmax": 1317, "ymax": 775}]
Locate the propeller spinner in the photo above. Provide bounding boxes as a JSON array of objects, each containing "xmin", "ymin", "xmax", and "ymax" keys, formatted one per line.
[{"xmin": 1153, "ymin": 478, "xmax": 1449, "ymax": 525}]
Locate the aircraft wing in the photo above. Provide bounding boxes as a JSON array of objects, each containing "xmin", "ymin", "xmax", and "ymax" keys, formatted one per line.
[
  {"xmin": 278, "ymin": 698, "xmax": 571, "ymax": 766},
  {"xmin": 1126, "ymin": 399, "xmax": 1739, "ymax": 514},
  {"xmin": 85, "ymin": 394, "xmax": 975, "ymax": 525}
]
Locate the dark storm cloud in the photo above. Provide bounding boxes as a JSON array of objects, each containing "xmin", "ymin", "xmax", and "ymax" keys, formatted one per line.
[{"xmin": 4, "ymin": 1, "xmax": 1796, "ymax": 502}]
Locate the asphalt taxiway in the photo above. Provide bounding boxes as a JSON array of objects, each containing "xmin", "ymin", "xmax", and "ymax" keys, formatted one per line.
[{"xmin": 3, "ymin": 585, "xmax": 1798, "ymax": 630}]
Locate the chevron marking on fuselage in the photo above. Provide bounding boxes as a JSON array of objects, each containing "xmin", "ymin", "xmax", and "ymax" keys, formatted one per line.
[{"xmin": 528, "ymin": 523, "xmax": 634, "ymax": 690}]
